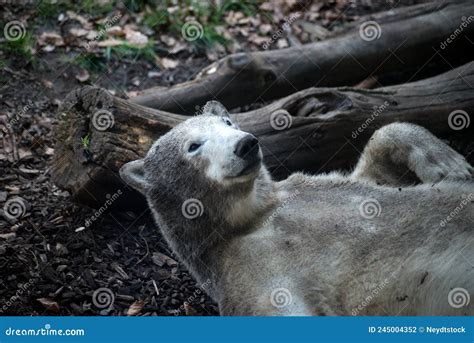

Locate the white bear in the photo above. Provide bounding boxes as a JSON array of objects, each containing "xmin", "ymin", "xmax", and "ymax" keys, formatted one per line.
[{"xmin": 120, "ymin": 101, "xmax": 473, "ymax": 316}]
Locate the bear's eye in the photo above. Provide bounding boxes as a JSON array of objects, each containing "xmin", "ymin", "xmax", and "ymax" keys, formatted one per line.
[
  {"xmin": 188, "ymin": 143, "xmax": 201, "ymax": 153},
  {"xmin": 224, "ymin": 118, "xmax": 232, "ymax": 126}
]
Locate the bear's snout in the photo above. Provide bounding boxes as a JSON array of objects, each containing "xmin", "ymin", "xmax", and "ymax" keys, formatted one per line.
[{"xmin": 234, "ymin": 134, "xmax": 259, "ymax": 160}]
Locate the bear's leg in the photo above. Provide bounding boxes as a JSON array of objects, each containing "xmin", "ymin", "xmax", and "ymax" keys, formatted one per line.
[{"xmin": 351, "ymin": 123, "xmax": 473, "ymax": 186}]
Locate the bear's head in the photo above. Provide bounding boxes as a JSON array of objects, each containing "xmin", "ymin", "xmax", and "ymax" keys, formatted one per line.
[
  {"xmin": 120, "ymin": 100, "xmax": 273, "ymax": 232},
  {"xmin": 120, "ymin": 100, "xmax": 264, "ymax": 193},
  {"xmin": 120, "ymin": 101, "xmax": 275, "ymax": 283}
]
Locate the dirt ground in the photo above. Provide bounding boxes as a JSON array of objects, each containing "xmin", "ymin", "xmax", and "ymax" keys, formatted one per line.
[{"xmin": 0, "ymin": 0, "xmax": 445, "ymax": 316}]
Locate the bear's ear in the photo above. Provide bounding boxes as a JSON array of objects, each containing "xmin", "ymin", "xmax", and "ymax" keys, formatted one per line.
[
  {"xmin": 202, "ymin": 100, "xmax": 229, "ymax": 117},
  {"xmin": 119, "ymin": 159, "xmax": 149, "ymax": 195}
]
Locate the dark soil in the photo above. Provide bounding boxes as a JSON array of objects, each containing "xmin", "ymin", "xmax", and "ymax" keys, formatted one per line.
[{"xmin": 0, "ymin": 0, "xmax": 443, "ymax": 316}]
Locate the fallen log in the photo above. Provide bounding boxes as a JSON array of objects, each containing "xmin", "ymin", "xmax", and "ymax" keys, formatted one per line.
[
  {"xmin": 131, "ymin": 1, "xmax": 474, "ymax": 114},
  {"xmin": 52, "ymin": 62, "xmax": 474, "ymax": 208}
]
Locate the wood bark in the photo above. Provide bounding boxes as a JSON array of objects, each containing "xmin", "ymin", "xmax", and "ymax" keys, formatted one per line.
[
  {"xmin": 131, "ymin": 1, "xmax": 474, "ymax": 114},
  {"xmin": 52, "ymin": 62, "xmax": 474, "ymax": 208}
]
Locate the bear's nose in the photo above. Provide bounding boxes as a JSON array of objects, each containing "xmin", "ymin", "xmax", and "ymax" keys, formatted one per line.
[{"xmin": 234, "ymin": 134, "xmax": 259, "ymax": 160}]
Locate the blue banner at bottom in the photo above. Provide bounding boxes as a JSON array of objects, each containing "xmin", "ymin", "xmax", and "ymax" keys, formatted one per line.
[{"xmin": 0, "ymin": 316, "xmax": 473, "ymax": 343}]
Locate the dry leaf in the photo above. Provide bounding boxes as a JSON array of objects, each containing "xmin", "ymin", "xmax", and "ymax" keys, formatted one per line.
[
  {"xmin": 161, "ymin": 57, "xmax": 179, "ymax": 69},
  {"xmin": 147, "ymin": 71, "xmax": 160, "ymax": 78},
  {"xmin": 206, "ymin": 50, "xmax": 218, "ymax": 61},
  {"xmin": 75, "ymin": 69, "xmax": 90, "ymax": 82},
  {"xmin": 225, "ymin": 11, "xmax": 244, "ymax": 26},
  {"xmin": 86, "ymin": 30, "xmax": 98, "ymax": 40},
  {"xmin": 107, "ymin": 26, "xmax": 124, "ymax": 37},
  {"xmin": 18, "ymin": 148, "xmax": 32, "ymax": 160},
  {"xmin": 42, "ymin": 45, "xmax": 55, "ymax": 52},
  {"xmin": 42, "ymin": 79, "xmax": 53, "ymax": 89},
  {"xmin": 127, "ymin": 300, "xmax": 145, "ymax": 316},
  {"xmin": 297, "ymin": 22, "xmax": 330, "ymax": 41},
  {"xmin": 167, "ymin": 6, "xmax": 179, "ymax": 14},
  {"xmin": 237, "ymin": 17, "xmax": 251, "ymax": 25},
  {"xmin": 37, "ymin": 298, "xmax": 60, "ymax": 313},
  {"xmin": 67, "ymin": 11, "xmax": 92, "ymax": 29},
  {"xmin": 169, "ymin": 42, "xmax": 188, "ymax": 54},
  {"xmin": 260, "ymin": 2, "xmax": 274, "ymax": 11},
  {"xmin": 160, "ymin": 35, "xmax": 176, "ymax": 47},
  {"xmin": 151, "ymin": 252, "xmax": 166, "ymax": 267},
  {"xmin": 259, "ymin": 24, "xmax": 273, "ymax": 35},
  {"xmin": 248, "ymin": 33, "xmax": 268, "ymax": 45},
  {"xmin": 38, "ymin": 32, "xmax": 65, "ymax": 46},
  {"xmin": 238, "ymin": 27, "xmax": 249, "ymax": 37},
  {"xmin": 152, "ymin": 252, "xmax": 178, "ymax": 267},
  {"xmin": 97, "ymin": 39, "xmax": 123, "ymax": 47},
  {"xmin": 124, "ymin": 26, "xmax": 148, "ymax": 47},
  {"xmin": 276, "ymin": 39, "xmax": 289, "ymax": 49},
  {"xmin": 69, "ymin": 28, "xmax": 89, "ymax": 37}
]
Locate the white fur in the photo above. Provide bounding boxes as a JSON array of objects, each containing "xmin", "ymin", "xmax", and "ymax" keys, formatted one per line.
[{"xmin": 121, "ymin": 112, "xmax": 474, "ymax": 316}]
